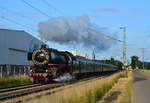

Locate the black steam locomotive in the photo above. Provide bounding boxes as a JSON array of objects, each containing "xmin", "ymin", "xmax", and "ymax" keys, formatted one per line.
[{"xmin": 27, "ymin": 45, "xmax": 118, "ymax": 83}]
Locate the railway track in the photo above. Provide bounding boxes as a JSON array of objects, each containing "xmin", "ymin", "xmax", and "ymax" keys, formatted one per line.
[
  {"xmin": 0, "ymin": 82, "xmax": 65, "ymax": 101},
  {"xmin": 0, "ymin": 84, "xmax": 42, "ymax": 93},
  {"xmin": 0, "ymin": 74, "xmax": 113, "ymax": 103}
]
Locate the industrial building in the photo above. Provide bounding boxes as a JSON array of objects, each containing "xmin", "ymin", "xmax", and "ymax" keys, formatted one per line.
[
  {"xmin": 0, "ymin": 29, "xmax": 41, "ymax": 76},
  {"xmin": 0, "ymin": 29, "xmax": 40, "ymax": 65}
]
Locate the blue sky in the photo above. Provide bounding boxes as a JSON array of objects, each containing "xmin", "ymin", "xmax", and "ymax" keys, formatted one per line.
[{"xmin": 1, "ymin": 0, "xmax": 150, "ymax": 62}]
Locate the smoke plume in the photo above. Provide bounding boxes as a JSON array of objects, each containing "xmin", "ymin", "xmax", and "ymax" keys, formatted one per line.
[{"xmin": 38, "ymin": 15, "xmax": 116, "ymax": 51}]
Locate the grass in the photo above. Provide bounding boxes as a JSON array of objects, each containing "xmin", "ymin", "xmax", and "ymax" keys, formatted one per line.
[
  {"xmin": 98, "ymin": 72, "xmax": 133, "ymax": 103},
  {"xmin": 26, "ymin": 72, "xmax": 126, "ymax": 103},
  {"xmin": 113, "ymin": 72, "xmax": 132, "ymax": 103},
  {"xmin": 0, "ymin": 75, "xmax": 31, "ymax": 88},
  {"xmin": 138, "ymin": 69, "xmax": 150, "ymax": 77}
]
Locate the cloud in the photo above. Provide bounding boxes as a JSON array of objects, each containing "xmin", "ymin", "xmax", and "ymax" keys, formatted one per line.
[
  {"xmin": 90, "ymin": 7, "xmax": 119, "ymax": 13},
  {"xmin": 38, "ymin": 15, "xmax": 117, "ymax": 51}
]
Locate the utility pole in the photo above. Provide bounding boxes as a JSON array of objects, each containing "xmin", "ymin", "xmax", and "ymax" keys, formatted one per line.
[
  {"xmin": 93, "ymin": 49, "xmax": 95, "ymax": 60},
  {"xmin": 142, "ymin": 48, "xmax": 144, "ymax": 69},
  {"xmin": 120, "ymin": 27, "xmax": 127, "ymax": 67},
  {"xmin": 140, "ymin": 48, "xmax": 146, "ymax": 69},
  {"xmin": 120, "ymin": 27, "xmax": 127, "ymax": 77},
  {"xmin": 93, "ymin": 49, "xmax": 96, "ymax": 72}
]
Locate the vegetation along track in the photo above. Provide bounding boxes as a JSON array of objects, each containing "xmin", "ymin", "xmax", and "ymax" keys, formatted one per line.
[{"xmin": 0, "ymin": 73, "xmax": 113, "ymax": 103}]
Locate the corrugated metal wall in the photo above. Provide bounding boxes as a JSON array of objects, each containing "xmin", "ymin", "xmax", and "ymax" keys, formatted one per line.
[{"xmin": 0, "ymin": 29, "xmax": 41, "ymax": 65}]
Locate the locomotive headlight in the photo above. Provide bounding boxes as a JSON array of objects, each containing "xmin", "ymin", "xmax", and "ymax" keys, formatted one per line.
[
  {"xmin": 46, "ymin": 69, "xmax": 48, "ymax": 72},
  {"xmin": 35, "ymin": 52, "xmax": 46, "ymax": 62},
  {"xmin": 30, "ymin": 69, "xmax": 33, "ymax": 72}
]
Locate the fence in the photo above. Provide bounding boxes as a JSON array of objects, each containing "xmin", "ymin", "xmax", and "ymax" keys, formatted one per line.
[{"xmin": 0, "ymin": 65, "xmax": 30, "ymax": 77}]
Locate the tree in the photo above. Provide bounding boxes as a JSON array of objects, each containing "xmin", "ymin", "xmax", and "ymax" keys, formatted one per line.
[
  {"xmin": 97, "ymin": 58, "xmax": 123, "ymax": 70},
  {"xmin": 131, "ymin": 56, "xmax": 139, "ymax": 69}
]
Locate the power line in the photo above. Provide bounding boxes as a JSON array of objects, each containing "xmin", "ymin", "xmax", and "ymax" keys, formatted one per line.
[
  {"xmin": 0, "ymin": 6, "xmax": 33, "ymax": 19},
  {"xmin": 41, "ymin": 0, "xmax": 64, "ymax": 15},
  {"xmin": 0, "ymin": 5, "xmax": 37, "ymax": 29},
  {"xmin": 89, "ymin": 27, "xmax": 123, "ymax": 42},
  {"xmin": 0, "ymin": 16, "xmax": 37, "ymax": 32},
  {"xmin": 139, "ymin": 48, "xmax": 148, "ymax": 69},
  {"xmin": 21, "ymin": 0, "xmax": 51, "ymax": 18}
]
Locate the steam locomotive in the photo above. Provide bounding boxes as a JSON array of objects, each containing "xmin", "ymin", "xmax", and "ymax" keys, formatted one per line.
[{"xmin": 27, "ymin": 44, "xmax": 118, "ymax": 83}]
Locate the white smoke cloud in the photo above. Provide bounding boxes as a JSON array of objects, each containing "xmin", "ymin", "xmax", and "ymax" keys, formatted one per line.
[{"xmin": 38, "ymin": 15, "xmax": 116, "ymax": 51}]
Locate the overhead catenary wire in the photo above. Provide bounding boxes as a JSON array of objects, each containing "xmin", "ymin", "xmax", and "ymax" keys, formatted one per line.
[
  {"xmin": 41, "ymin": 0, "xmax": 64, "ymax": 15},
  {"xmin": 89, "ymin": 27, "xmax": 123, "ymax": 42},
  {"xmin": 0, "ymin": 6, "xmax": 38, "ymax": 30},
  {"xmin": 0, "ymin": 6, "xmax": 37, "ymax": 22},
  {"xmin": 21, "ymin": 0, "xmax": 51, "ymax": 18},
  {"xmin": 0, "ymin": 16, "xmax": 37, "ymax": 32}
]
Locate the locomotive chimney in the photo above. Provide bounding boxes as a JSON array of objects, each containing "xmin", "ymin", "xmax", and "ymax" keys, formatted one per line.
[{"xmin": 41, "ymin": 44, "xmax": 46, "ymax": 49}]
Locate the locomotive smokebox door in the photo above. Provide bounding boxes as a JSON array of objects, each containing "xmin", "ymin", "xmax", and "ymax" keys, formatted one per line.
[{"xmin": 27, "ymin": 52, "xmax": 33, "ymax": 60}]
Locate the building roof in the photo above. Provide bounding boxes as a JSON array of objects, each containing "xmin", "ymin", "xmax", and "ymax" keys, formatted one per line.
[{"xmin": 0, "ymin": 28, "xmax": 39, "ymax": 40}]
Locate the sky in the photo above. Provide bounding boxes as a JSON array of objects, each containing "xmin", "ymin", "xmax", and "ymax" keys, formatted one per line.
[{"xmin": 0, "ymin": 0, "xmax": 150, "ymax": 63}]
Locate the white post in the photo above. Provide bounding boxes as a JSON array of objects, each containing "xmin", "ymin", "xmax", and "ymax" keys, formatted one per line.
[
  {"xmin": 6, "ymin": 66, "xmax": 8, "ymax": 75},
  {"xmin": 13, "ymin": 66, "xmax": 15, "ymax": 75},
  {"xmin": 9, "ymin": 65, "xmax": 10, "ymax": 75},
  {"xmin": 0, "ymin": 66, "xmax": 2, "ymax": 78},
  {"xmin": 18, "ymin": 66, "xmax": 21, "ymax": 75},
  {"xmin": 24, "ymin": 66, "xmax": 25, "ymax": 75}
]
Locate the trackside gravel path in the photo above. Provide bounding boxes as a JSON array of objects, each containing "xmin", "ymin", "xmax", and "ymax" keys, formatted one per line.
[{"xmin": 133, "ymin": 71, "xmax": 150, "ymax": 103}]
